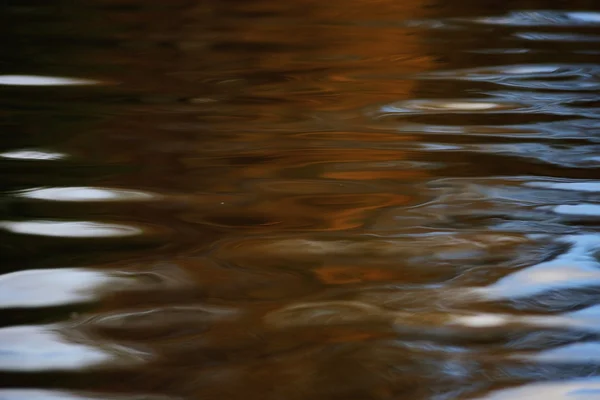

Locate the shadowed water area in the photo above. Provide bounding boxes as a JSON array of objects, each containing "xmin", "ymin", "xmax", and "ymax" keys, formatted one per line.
[{"xmin": 3, "ymin": 0, "xmax": 600, "ymax": 399}]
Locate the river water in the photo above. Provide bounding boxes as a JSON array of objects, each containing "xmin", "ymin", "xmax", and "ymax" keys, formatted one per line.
[{"xmin": 2, "ymin": 1, "xmax": 600, "ymax": 399}]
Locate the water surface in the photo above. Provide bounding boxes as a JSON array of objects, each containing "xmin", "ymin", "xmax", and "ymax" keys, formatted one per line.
[{"xmin": 3, "ymin": 0, "xmax": 600, "ymax": 399}]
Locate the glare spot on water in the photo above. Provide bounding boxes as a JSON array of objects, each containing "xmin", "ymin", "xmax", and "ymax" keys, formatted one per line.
[
  {"xmin": 0, "ymin": 75, "xmax": 100, "ymax": 86},
  {"xmin": 452, "ymin": 314, "xmax": 510, "ymax": 328},
  {"xmin": 16, "ymin": 187, "xmax": 158, "ymax": 202},
  {"xmin": 428, "ymin": 102, "xmax": 500, "ymax": 111},
  {"xmin": 0, "ymin": 221, "xmax": 143, "ymax": 238},
  {"xmin": 379, "ymin": 99, "xmax": 520, "ymax": 114},
  {"xmin": 0, "ymin": 149, "xmax": 67, "ymax": 161}
]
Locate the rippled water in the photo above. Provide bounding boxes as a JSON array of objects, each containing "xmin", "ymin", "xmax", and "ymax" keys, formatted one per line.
[{"xmin": 3, "ymin": 1, "xmax": 600, "ymax": 399}]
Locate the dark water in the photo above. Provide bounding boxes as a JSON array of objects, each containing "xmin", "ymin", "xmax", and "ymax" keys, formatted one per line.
[{"xmin": 3, "ymin": 1, "xmax": 600, "ymax": 399}]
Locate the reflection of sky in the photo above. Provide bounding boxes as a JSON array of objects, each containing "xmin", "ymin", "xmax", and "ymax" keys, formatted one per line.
[
  {"xmin": 0, "ymin": 220, "xmax": 143, "ymax": 238},
  {"xmin": 0, "ymin": 268, "xmax": 118, "ymax": 308},
  {"xmin": 379, "ymin": 99, "xmax": 519, "ymax": 115},
  {"xmin": 526, "ymin": 181, "xmax": 600, "ymax": 193},
  {"xmin": 469, "ymin": 11, "xmax": 600, "ymax": 27},
  {"xmin": 0, "ymin": 75, "xmax": 99, "ymax": 86},
  {"xmin": 16, "ymin": 187, "xmax": 157, "ymax": 202},
  {"xmin": 552, "ymin": 204, "xmax": 600, "ymax": 217},
  {"xmin": 0, "ymin": 389, "xmax": 175, "ymax": 400},
  {"xmin": 0, "ymin": 325, "xmax": 113, "ymax": 371},
  {"xmin": 512, "ymin": 342, "xmax": 600, "ymax": 364},
  {"xmin": 0, "ymin": 389, "xmax": 99, "ymax": 400},
  {"xmin": 473, "ymin": 234, "xmax": 600, "ymax": 300},
  {"xmin": 450, "ymin": 304, "xmax": 600, "ymax": 333},
  {"xmin": 476, "ymin": 376, "xmax": 600, "ymax": 400},
  {"xmin": 416, "ymin": 62, "xmax": 600, "ymax": 90},
  {"xmin": 0, "ymin": 149, "xmax": 67, "ymax": 161},
  {"xmin": 397, "ymin": 119, "xmax": 600, "ymax": 141}
]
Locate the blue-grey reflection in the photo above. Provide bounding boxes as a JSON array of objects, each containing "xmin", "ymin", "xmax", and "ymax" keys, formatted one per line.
[
  {"xmin": 550, "ymin": 204, "xmax": 600, "ymax": 217},
  {"xmin": 512, "ymin": 342, "xmax": 600, "ymax": 364},
  {"xmin": 0, "ymin": 220, "xmax": 144, "ymax": 238},
  {"xmin": 15, "ymin": 187, "xmax": 158, "ymax": 202},
  {"xmin": 471, "ymin": 235, "xmax": 600, "ymax": 301},
  {"xmin": 0, "ymin": 324, "xmax": 144, "ymax": 371},
  {"xmin": 515, "ymin": 32, "xmax": 600, "ymax": 42},
  {"xmin": 525, "ymin": 180, "xmax": 600, "ymax": 193},
  {"xmin": 0, "ymin": 149, "xmax": 68, "ymax": 161},
  {"xmin": 0, "ymin": 75, "xmax": 100, "ymax": 86},
  {"xmin": 0, "ymin": 389, "xmax": 176, "ymax": 400},
  {"xmin": 474, "ymin": 377, "xmax": 600, "ymax": 400},
  {"xmin": 0, "ymin": 268, "xmax": 127, "ymax": 309},
  {"xmin": 415, "ymin": 63, "xmax": 600, "ymax": 91},
  {"xmin": 467, "ymin": 11, "xmax": 600, "ymax": 27}
]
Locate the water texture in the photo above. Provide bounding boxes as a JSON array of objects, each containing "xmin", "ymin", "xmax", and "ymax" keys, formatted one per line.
[{"xmin": 2, "ymin": 1, "xmax": 600, "ymax": 399}]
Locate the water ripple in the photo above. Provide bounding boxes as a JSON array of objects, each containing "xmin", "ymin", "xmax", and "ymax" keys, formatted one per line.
[{"xmin": 4, "ymin": 1, "xmax": 600, "ymax": 399}]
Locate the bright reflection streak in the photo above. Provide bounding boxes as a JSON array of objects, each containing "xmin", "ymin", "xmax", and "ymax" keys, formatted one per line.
[
  {"xmin": 0, "ymin": 325, "xmax": 113, "ymax": 371},
  {"xmin": 0, "ymin": 149, "xmax": 67, "ymax": 160},
  {"xmin": 511, "ymin": 342, "xmax": 600, "ymax": 364},
  {"xmin": 474, "ymin": 377, "xmax": 600, "ymax": 400},
  {"xmin": 552, "ymin": 204, "xmax": 600, "ymax": 216},
  {"xmin": 452, "ymin": 314, "xmax": 510, "ymax": 328},
  {"xmin": 568, "ymin": 12, "xmax": 600, "ymax": 23},
  {"xmin": 526, "ymin": 180, "xmax": 600, "ymax": 192},
  {"xmin": 16, "ymin": 187, "xmax": 158, "ymax": 202},
  {"xmin": 0, "ymin": 268, "xmax": 120, "ymax": 308},
  {"xmin": 0, "ymin": 390, "xmax": 175, "ymax": 400},
  {"xmin": 0, "ymin": 390, "xmax": 96, "ymax": 400},
  {"xmin": 379, "ymin": 99, "xmax": 520, "ymax": 114},
  {"xmin": 0, "ymin": 221, "xmax": 143, "ymax": 238},
  {"xmin": 469, "ymin": 234, "xmax": 600, "ymax": 300},
  {"xmin": 471, "ymin": 259, "xmax": 600, "ymax": 300},
  {"xmin": 0, "ymin": 75, "xmax": 100, "ymax": 86}
]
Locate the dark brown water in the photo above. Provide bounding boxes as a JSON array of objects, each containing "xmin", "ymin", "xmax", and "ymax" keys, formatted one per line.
[{"xmin": 3, "ymin": 1, "xmax": 600, "ymax": 399}]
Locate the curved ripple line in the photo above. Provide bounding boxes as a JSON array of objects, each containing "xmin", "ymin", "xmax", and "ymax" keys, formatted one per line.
[{"xmin": 414, "ymin": 64, "xmax": 600, "ymax": 91}]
